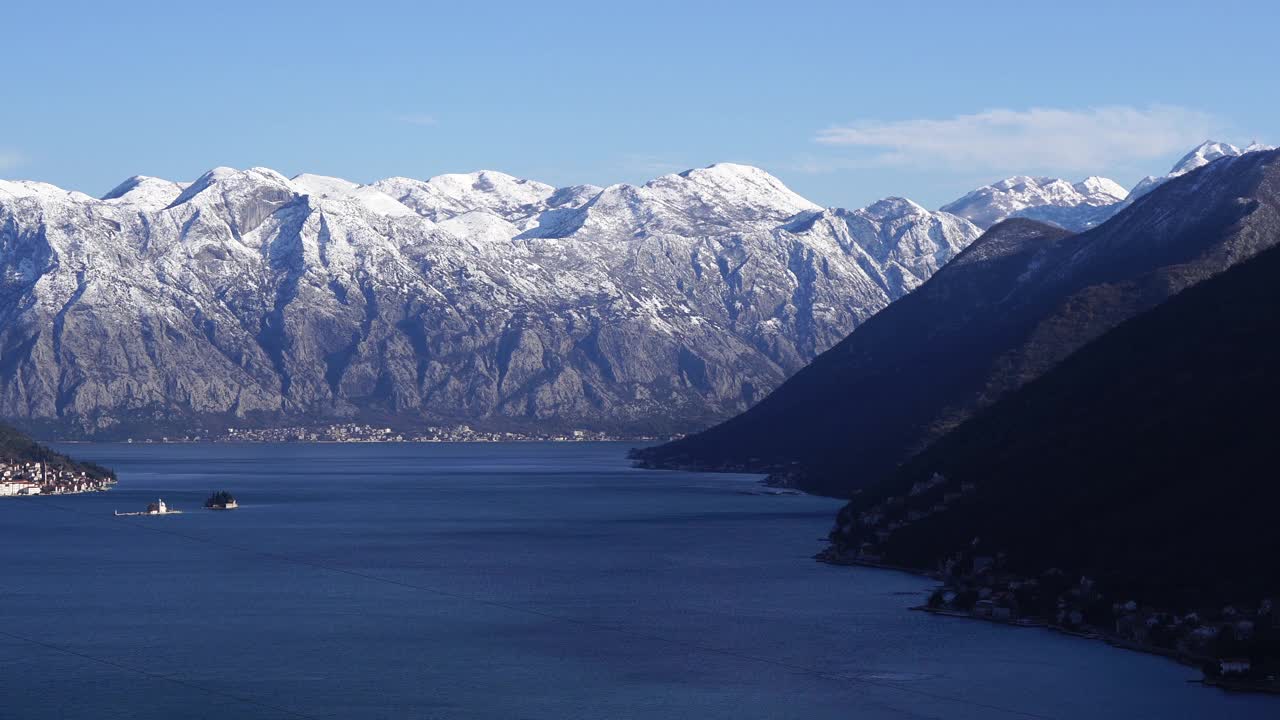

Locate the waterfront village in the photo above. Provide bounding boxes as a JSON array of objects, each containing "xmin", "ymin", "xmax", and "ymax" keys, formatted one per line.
[
  {"xmin": 128, "ymin": 423, "xmax": 664, "ymax": 444},
  {"xmin": 0, "ymin": 459, "xmax": 115, "ymax": 497},
  {"xmin": 820, "ymin": 472, "xmax": 1280, "ymax": 693}
]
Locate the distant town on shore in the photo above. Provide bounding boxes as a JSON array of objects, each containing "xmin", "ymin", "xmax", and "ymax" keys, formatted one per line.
[
  {"xmin": 0, "ymin": 459, "xmax": 115, "ymax": 497},
  {"xmin": 116, "ymin": 423, "xmax": 672, "ymax": 445},
  {"xmin": 0, "ymin": 423, "xmax": 117, "ymax": 497}
]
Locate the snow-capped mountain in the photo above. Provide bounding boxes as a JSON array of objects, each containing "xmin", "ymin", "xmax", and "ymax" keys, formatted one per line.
[
  {"xmin": 940, "ymin": 140, "xmax": 1275, "ymax": 232},
  {"xmin": 1129, "ymin": 140, "xmax": 1276, "ymax": 198},
  {"xmin": 940, "ymin": 175, "xmax": 1128, "ymax": 231},
  {"xmin": 637, "ymin": 148, "xmax": 1280, "ymax": 494},
  {"xmin": 0, "ymin": 163, "xmax": 980, "ymax": 437}
]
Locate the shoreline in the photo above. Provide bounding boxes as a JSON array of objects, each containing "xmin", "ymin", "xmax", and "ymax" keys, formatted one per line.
[
  {"xmin": 54, "ymin": 439, "xmax": 644, "ymax": 443},
  {"xmin": 0, "ymin": 485, "xmax": 115, "ymax": 499},
  {"xmin": 818, "ymin": 551, "xmax": 1280, "ymax": 695}
]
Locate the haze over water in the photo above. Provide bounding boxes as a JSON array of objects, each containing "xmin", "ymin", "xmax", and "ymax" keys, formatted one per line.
[{"xmin": 0, "ymin": 443, "xmax": 1274, "ymax": 719}]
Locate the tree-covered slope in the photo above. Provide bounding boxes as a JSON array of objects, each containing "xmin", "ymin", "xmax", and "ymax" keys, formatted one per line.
[
  {"xmin": 836, "ymin": 236, "xmax": 1280, "ymax": 607},
  {"xmin": 0, "ymin": 422, "xmax": 114, "ymax": 480}
]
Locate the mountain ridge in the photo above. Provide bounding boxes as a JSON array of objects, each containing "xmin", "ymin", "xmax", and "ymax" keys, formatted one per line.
[
  {"xmin": 3, "ymin": 142, "xmax": 1270, "ymax": 440},
  {"xmin": 939, "ymin": 140, "xmax": 1275, "ymax": 232},
  {"xmin": 0, "ymin": 162, "xmax": 980, "ymax": 438},
  {"xmin": 940, "ymin": 174, "xmax": 1128, "ymax": 231},
  {"xmin": 634, "ymin": 148, "xmax": 1280, "ymax": 495}
]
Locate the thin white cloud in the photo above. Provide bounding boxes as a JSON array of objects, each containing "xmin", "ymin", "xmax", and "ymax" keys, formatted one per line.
[
  {"xmin": 0, "ymin": 150, "xmax": 23, "ymax": 172},
  {"xmin": 618, "ymin": 153, "xmax": 689, "ymax": 177},
  {"xmin": 814, "ymin": 106, "xmax": 1221, "ymax": 172},
  {"xmin": 395, "ymin": 113, "xmax": 437, "ymax": 127}
]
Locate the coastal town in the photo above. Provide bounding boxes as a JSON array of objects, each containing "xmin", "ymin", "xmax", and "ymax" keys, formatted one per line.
[
  {"xmin": 0, "ymin": 458, "xmax": 116, "ymax": 497},
  {"xmin": 127, "ymin": 423, "xmax": 662, "ymax": 444},
  {"xmin": 820, "ymin": 472, "xmax": 1280, "ymax": 693}
]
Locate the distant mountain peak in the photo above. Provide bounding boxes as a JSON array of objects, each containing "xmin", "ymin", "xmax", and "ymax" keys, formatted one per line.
[
  {"xmin": 100, "ymin": 175, "xmax": 187, "ymax": 210},
  {"xmin": 428, "ymin": 169, "xmax": 555, "ymax": 196},
  {"xmin": 170, "ymin": 166, "xmax": 293, "ymax": 208},
  {"xmin": 102, "ymin": 175, "xmax": 171, "ymax": 198},
  {"xmin": 1073, "ymin": 176, "xmax": 1128, "ymax": 199},
  {"xmin": 941, "ymin": 140, "xmax": 1277, "ymax": 233},
  {"xmin": 290, "ymin": 173, "xmax": 360, "ymax": 194},
  {"xmin": 640, "ymin": 163, "xmax": 820, "ymax": 224},
  {"xmin": 677, "ymin": 162, "xmax": 779, "ymax": 181},
  {"xmin": 1170, "ymin": 140, "xmax": 1243, "ymax": 175},
  {"xmin": 658, "ymin": 162, "xmax": 812, "ymax": 196},
  {"xmin": 1130, "ymin": 139, "xmax": 1274, "ymax": 199},
  {"xmin": 940, "ymin": 174, "xmax": 1126, "ymax": 231},
  {"xmin": 861, "ymin": 196, "xmax": 927, "ymax": 219},
  {"xmin": 289, "ymin": 174, "xmax": 414, "ymax": 217}
]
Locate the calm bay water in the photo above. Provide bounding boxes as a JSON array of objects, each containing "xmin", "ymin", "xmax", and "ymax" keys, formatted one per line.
[{"xmin": 0, "ymin": 442, "xmax": 1274, "ymax": 719}]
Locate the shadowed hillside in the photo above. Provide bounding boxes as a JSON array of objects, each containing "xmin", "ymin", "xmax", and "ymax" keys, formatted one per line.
[
  {"xmin": 636, "ymin": 149, "xmax": 1280, "ymax": 496},
  {"xmin": 835, "ymin": 236, "xmax": 1280, "ymax": 607}
]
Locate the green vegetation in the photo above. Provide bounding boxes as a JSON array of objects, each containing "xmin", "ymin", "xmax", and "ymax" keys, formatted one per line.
[
  {"xmin": 0, "ymin": 421, "xmax": 114, "ymax": 479},
  {"xmin": 204, "ymin": 490, "xmax": 237, "ymax": 508}
]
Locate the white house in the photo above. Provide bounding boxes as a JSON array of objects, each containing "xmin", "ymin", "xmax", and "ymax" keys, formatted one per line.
[
  {"xmin": 1219, "ymin": 658, "xmax": 1251, "ymax": 676},
  {"xmin": 0, "ymin": 481, "xmax": 40, "ymax": 496}
]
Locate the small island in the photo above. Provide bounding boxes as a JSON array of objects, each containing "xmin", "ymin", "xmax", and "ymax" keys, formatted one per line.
[
  {"xmin": 115, "ymin": 498, "xmax": 181, "ymax": 516},
  {"xmin": 204, "ymin": 490, "xmax": 238, "ymax": 510}
]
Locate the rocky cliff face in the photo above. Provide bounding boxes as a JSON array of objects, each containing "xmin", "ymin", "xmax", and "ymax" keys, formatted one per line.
[{"xmin": 0, "ymin": 164, "xmax": 979, "ymax": 437}]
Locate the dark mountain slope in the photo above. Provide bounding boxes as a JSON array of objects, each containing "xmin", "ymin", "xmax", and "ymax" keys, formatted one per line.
[
  {"xmin": 634, "ymin": 149, "xmax": 1280, "ymax": 496},
  {"xmin": 835, "ymin": 235, "xmax": 1280, "ymax": 608}
]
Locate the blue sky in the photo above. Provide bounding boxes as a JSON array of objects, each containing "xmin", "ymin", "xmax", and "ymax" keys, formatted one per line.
[{"xmin": 3, "ymin": 0, "xmax": 1275, "ymax": 208}]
